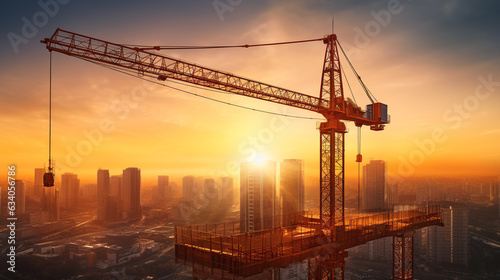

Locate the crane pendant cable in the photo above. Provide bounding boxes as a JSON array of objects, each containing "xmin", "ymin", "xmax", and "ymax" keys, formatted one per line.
[{"xmin": 43, "ymin": 52, "xmax": 55, "ymax": 187}]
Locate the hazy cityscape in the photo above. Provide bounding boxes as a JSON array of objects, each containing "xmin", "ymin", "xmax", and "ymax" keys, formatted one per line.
[
  {"xmin": 2, "ymin": 1, "xmax": 500, "ymax": 280},
  {"xmin": 0, "ymin": 162, "xmax": 499, "ymax": 279}
]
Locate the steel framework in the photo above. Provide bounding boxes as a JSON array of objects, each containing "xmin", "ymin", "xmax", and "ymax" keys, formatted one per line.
[
  {"xmin": 41, "ymin": 29, "xmax": 415, "ymax": 280},
  {"xmin": 175, "ymin": 206, "xmax": 442, "ymax": 279},
  {"xmin": 393, "ymin": 232, "xmax": 414, "ymax": 280}
]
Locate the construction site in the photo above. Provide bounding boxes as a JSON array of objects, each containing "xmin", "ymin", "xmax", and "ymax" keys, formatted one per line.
[
  {"xmin": 175, "ymin": 206, "xmax": 442, "ymax": 279},
  {"xmin": 40, "ymin": 28, "xmax": 445, "ymax": 280}
]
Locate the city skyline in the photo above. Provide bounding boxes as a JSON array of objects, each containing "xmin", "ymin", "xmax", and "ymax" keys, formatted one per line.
[
  {"xmin": 1, "ymin": 1, "xmax": 499, "ymax": 186},
  {"xmin": 1, "ymin": 1, "xmax": 500, "ymax": 279},
  {"xmin": 1, "ymin": 166, "xmax": 498, "ymax": 279}
]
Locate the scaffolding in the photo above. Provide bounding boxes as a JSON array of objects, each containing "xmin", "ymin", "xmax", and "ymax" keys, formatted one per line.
[{"xmin": 175, "ymin": 205, "xmax": 443, "ymax": 279}]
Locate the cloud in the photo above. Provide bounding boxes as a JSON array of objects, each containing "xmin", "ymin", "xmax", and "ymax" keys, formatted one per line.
[{"xmin": 479, "ymin": 129, "xmax": 500, "ymax": 136}]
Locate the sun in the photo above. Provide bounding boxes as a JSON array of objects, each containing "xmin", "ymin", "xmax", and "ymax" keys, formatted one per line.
[{"xmin": 252, "ymin": 154, "xmax": 266, "ymax": 165}]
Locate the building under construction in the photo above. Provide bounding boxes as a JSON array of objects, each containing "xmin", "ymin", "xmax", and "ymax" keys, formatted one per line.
[
  {"xmin": 40, "ymin": 28, "xmax": 445, "ymax": 279},
  {"xmin": 175, "ymin": 206, "xmax": 442, "ymax": 279}
]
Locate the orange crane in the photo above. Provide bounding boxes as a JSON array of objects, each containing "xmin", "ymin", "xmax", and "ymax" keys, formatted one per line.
[{"xmin": 41, "ymin": 29, "xmax": 391, "ymax": 279}]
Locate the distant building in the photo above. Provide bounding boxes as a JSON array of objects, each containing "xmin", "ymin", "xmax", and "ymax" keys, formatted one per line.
[
  {"xmin": 182, "ymin": 175, "xmax": 196, "ymax": 206},
  {"xmin": 15, "ymin": 180, "xmax": 26, "ymax": 214},
  {"xmin": 349, "ymin": 236, "xmax": 392, "ymax": 262},
  {"xmin": 158, "ymin": 175, "xmax": 170, "ymax": 201},
  {"xmin": 80, "ymin": 184, "xmax": 97, "ymax": 199},
  {"xmin": 362, "ymin": 160, "xmax": 386, "ymax": 210},
  {"xmin": 109, "ymin": 175, "xmax": 122, "ymax": 198},
  {"xmin": 61, "ymin": 173, "xmax": 80, "ymax": 209},
  {"xmin": 122, "ymin": 168, "xmax": 141, "ymax": 220},
  {"xmin": 220, "ymin": 177, "xmax": 234, "ymax": 207},
  {"xmin": 421, "ymin": 204, "xmax": 469, "ymax": 267},
  {"xmin": 416, "ymin": 184, "xmax": 430, "ymax": 205},
  {"xmin": 386, "ymin": 182, "xmax": 399, "ymax": 206},
  {"xmin": 42, "ymin": 186, "xmax": 59, "ymax": 221},
  {"xmin": 97, "ymin": 169, "xmax": 110, "ymax": 223},
  {"xmin": 240, "ymin": 160, "xmax": 277, "ymax": 232},
  {"xmin": 203, "ymin": 178, "xmax": 218, "ymax": 211},
  {"xmin": 152, "ymin": 175, "xmax": 170, "ymax": 208},
  {"xmin": 34, "ymin": 168, "xmax": 45, "ymax": 201},
  {"xmin": 280, "ymin": 159, "xmax": 305, "ymax": 227}
]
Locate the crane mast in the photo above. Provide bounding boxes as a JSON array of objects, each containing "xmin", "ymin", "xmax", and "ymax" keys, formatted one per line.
[{"xmin": 42, "ymin": 28, "xmax": 389, "ymax": 280}]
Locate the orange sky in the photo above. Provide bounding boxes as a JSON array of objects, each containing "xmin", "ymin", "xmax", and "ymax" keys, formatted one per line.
[{"xmin": 1, "ymin": 1, "xmax": 499, "ymax": 186}]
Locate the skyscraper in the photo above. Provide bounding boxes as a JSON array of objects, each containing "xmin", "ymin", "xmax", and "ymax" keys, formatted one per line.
[
  {"xmin": 221, "ymin": 177, "xmax": 234, "ymax": 207},
  {"xmin": 361, "ymin": 160, "xmax": 386, "ymax": 210},
  {"xmin": 109, "ymin": 175, "xmax": 122, "ymax": 198},
  {"xmin": 15, "ymin": 180, "xmax": 26, "ymax": 214},
  {"xmin": 280, "ymin": 159, "xmax": 305, "ymax": 226},
  {"xmin": 425, "ymin": 205, "xmax": 469, "ymax": 267},
  {"xmin": 34, "ymin": 168, "xmax": 45, "ymax": 201},
  {"xmin": 122, "ymin": 167, "xmax": 141, "ymax": 220},
  {"xmin": 42, "ymin": 185, "xmax": 59, "ymax": 221},
  {"xmin": 182, "ymin": 175, "xmax": 196, "ymax": 206},
  {"xmin": 107, "ymin": 175, "xmax": 122, "ymax": 221},
  {"xmin": 240, "ymin": 160, "xmax": 277, "ymax": 232},
  {"xmin": 203, "ymin": 178, "xmax": 218, "ymax": 211},
  {"xmin": 158, "ymin": 175, "xmax": 170, "ymax": 201},
  {"xmin": 97, "ymin": 169, "xmax": 110, "ymax": 223},
  {"xmin": 53, "ymin": 189, "xmax": 60, "ymax": 221},
  {"xmin": 61, "ymin": 173, "xmax": 80, "ymax": 209}
]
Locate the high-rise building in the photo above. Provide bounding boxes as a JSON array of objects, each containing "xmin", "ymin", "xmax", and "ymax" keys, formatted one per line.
[
  {"xmin": 221, "ymin": 177, "xmax": 234, "ymax": 207},
  {"xmin": 182, "ymin": 175, "xmax": 196, "ymax": 205},
  {"xmin": 42, "ymin": 186, "xmax": 59, "ymax": 221},
  {"xmin": 53, "ymin": 189, "xmax": 60, "ymax": 220},
  {"xmin": 80, "ymin": 184, "xmax": 97, "ymax": 199},
  {"xmin": 15, "ymin": 180, "xmax": 26, "ymax": 214},
  {"xmin": 416, "ymin": 184, "xmax": 430, "ymax": 205},
  {"xmin": 97, "ymin": 169, "xmax": 110, "ymax": 222},
  {"xmin": 109, "ymin": 175, "xmax": 122, "ymax": 198},
  {"xmin": 158, "ymin": 175, "xmax": 170, "ymax": 201},
  {"xmin": 361, "ymin": 160, "xmax": 386, "ymax": 210},
  {"xmin": 34, "ymin": 168, "xmax": 45, "ymax": 201},
  {"xmin": 122, "ymin": 167, "xmax": 141, "ymax": 220},
  {"xmin": 61, "ymin": 173, "xmax": 80, "ymax": 208},
  {"xmin": 280, "ymin": 159, "xmax": 305, "ymax": 226},
  {"xmin": 203, "ymin": 178, "xmax": 218, "ymax": 211},
  {"xmin": 349, "ymin": 236, "xmax": 392, "ymax": 262},
  {"xmin": 240, "ymin": 160, "xmax": 277, "ymax": 232},
  {"xmin": 424, "ymin": 205, "xmax": 469, "ymax": 267}
]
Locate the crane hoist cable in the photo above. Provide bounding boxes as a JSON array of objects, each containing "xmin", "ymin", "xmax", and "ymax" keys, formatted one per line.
[
  {"xmin": 357, "ymin": 126, "xmax": 362, "ymax": 210},
  {"xmin": 43, "ymin": 52, "xmax": 55, "ymax": 187}
]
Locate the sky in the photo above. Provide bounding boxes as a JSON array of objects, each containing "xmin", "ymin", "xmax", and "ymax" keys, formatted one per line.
[{"xmin": 1, "ymin": 0, "xmax": 499, "ymax": 187}]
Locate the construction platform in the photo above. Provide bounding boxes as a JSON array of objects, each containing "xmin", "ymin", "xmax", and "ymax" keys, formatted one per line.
[{"xmin": 175, "ymin": 205, "xmax": 443, "ymax": 279}]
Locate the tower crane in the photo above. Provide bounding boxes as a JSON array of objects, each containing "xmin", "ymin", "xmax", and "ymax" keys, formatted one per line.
[{"xmin": 41, "ymin": 28, "xmax": 390, "ymax": 279}]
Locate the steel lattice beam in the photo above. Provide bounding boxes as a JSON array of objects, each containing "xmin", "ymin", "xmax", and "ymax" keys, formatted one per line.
[
  {"xmin": 393, "ymin": 232, "xmax": 414, "ymax": 280},
  {"xmin": 310, "ymin": 34, "xmax": 347, "ymax": 280},
  {"xmin": 42, "ymin": 29, "xmax": 327, "ymax": 113}
]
